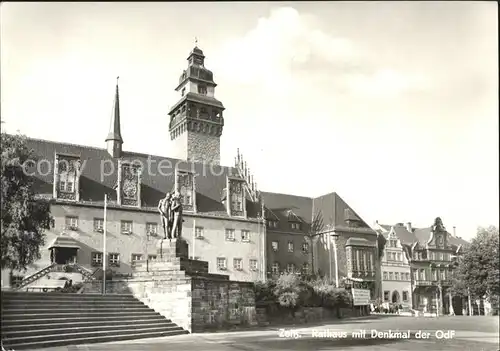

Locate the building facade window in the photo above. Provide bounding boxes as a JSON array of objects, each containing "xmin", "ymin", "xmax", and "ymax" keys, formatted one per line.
[
  {"xmin": 302, "ymin": 242, "xmax": 309, "ymax": 254},
  {"xmin": 249, "ymin": 259, "xmax": 258, "ymax": 271},
  {"xmin": 241, "ymin": 230, "xmax": 250, "ymax": 242},
  {"xmin": 419, "ymin": 269, "xmax": 425, "ymax": 281},
  {"xmin": 290, "ymin": 222, "xmax": 301, "ymax": 230},
  {"xmin": 389, "ymin": 272, "xmax": 394, "ymax": 280},
  {"xmin": 65, "ymin": 216, "xmax": 78, "ymax": 230},
  {"xmin": 395, "ymin": 272, "xmax": 399, "ymax": 280},
  {"xmin": 440, "ymin": 269, "xmax": 446, "ymax": 280},
  {"xmin": 384, "ymin": 291, "xmax": 390, "ymax": 301},
  {"xmin": 402, "ymin": 291, "xmax": 409, "ymax": 302},
  {"xmin": 131, "ymin": 254, "xmax": 143, "ymax": 265},
  {"xmin": 383, "ymin": 272, "xmax": 388, "ymax": 280},
  {"xmin": 233, "ymin": 258, "xmax": 243, "ymax": 271},
  {"xmin": 431, "ymin": 269, "xmax": 437, "ymax": 281},
  {"xmin": 94, "ymin": 218, "xmax": 104, "ymax": 232},
  {"xmin": 198, "ymin": 84, "xmax": 207, "ymax": 95},
  {"xmin": 288, "ymin": 241, "xmax": 294, "ymax": 252},
  {"xmin": 287, "ymin": 263, "xmax": 295, "ymax": 273},
  {"xmin": 271, "ymin": 241, "xmax": 279, "ymax": 252},
  {"xmin": 225, "ymin": 229, "xmax": 235, "ymax": 241},
  {"xmin": 109, "ymin": 253, "xmax": 120, "ymax": 267},
  {"xmin": 148, "ymin": 255, "xmax": 157, "ymax": 261},
  {"xmin": 146, "ymin": 222, "xmax": 158, "ymax": 236},
  {"xmin": 267, "ymin": 220, "xmax": 278, "ymax": 228},
  {"xmin": 302, "ymin": 262, "xmax": 309, "ymax": 274},
  {"xmin": 121, "ymin": 220, "xmax": 133, "ymax": 234},
  {"xmin": 195, "ymin": 227, "xmax": 204, "ymax": 239},
  {"xmin": 91, "ymin": 252, "xmax": 103, "ymax": 266},
  {"xmin": 272, "ymin": 262, "xmax": 279, "ymax": 274},
  {"xmin": 217, "ymin": 257, "xmax": 227, "ymax": 270}
]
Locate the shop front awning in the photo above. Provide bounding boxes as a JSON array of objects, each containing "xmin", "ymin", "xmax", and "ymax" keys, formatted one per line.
[{"xmin": 48, "ymin": 236, "xmax": 80, "ymax": 250}]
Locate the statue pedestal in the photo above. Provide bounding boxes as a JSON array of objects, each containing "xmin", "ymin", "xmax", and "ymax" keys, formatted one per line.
[{"xmin": 156, "ymin": 238, "xmax": 189, "ymax": 259}]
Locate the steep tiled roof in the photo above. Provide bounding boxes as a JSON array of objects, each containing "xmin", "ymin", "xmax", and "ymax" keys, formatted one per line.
[
  {"xmin": 260, "ymin": 192, "xmax": 313, "ymax": 233},
  {"xmin": 393, "ymin": 226, "xmax": 416, "ymax": 245},
  {"xmin": 379, "ymin": 222, "xmax": 469, "ymax": 251},
  {"xmin": 312, "ymin": 193, "xmax": 373, "ymax": 233},
  {"xmin": 25, "ymin": 138, "xmax": 259, "ymax": 219}
]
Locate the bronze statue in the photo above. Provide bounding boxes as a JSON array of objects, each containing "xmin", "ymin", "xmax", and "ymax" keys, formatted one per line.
[
  {"xmin": 170, "ymin": 191, "xmax": 183, "ymax": 238},
  {"xmin": 158, "ymin": 192, "xmax": 173, "ymax": 239}
]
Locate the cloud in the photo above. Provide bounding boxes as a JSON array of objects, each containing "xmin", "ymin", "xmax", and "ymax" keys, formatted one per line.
[{"xmin": 212, "ymin": 7, "xmax": 426, "ymax": 99}]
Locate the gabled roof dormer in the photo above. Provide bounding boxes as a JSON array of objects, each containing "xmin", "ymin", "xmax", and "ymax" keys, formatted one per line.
[
  {"xmin": 117, "ymin": 160, "xmax": 142, "ymax": 208},
  {"xmin": 225, "ymin": 176, "xmax": 246, "ymax": 218},
  {"xmin": 287, "ymin": 210, "xmax": 303, "ymax": 231},
  {"xmin": 53, "ymin": 153, "xmax": 82, "ymax": 202},
  {"xmin": 175, "ymin": 167, "xmax": 196, "ymax": 213}
]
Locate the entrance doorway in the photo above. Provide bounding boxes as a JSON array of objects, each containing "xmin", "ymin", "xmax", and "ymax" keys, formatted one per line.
[
  {"xmin": 391, "ymin": 291, "xmax": 400, "ymax": 303},
  {"xmin": 50, "ymin": 247, "xmax": 78, "ymax": 264}
]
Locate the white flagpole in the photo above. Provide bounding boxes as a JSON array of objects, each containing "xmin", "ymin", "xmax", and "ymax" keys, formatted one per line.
[
  {"xmin": 103, "ymin": 194, "xmax": 107, "ymax": 295},
  {"xmin": 192, "ymin": 219, "xmax": 196, "ymax": 259}
]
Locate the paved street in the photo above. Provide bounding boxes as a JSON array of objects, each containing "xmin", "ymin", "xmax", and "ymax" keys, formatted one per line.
[{"xmin": 36, "ymin": 316, "xmax": 499, "ymax": 351}]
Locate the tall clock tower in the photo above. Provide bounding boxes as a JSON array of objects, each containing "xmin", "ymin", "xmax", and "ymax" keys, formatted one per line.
[{"xmin": 168, "ymin": 46, "xmax": 225, "ymax": 165}]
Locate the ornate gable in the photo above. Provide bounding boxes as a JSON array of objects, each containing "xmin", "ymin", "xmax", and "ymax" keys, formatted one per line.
[
  {"xmin": 53, "ymin": 153, "xmax": 82, "ymax": 201},
  {"xmin": 175, "ymin": 168, "xmax": 196, "ymax": 212},
  {"xmin": 226, "ymin": 176, "xmax": 246, "ymax": 218},
  {"xmin": 117, "ymin": 160, "xmax": 142, "ymax": 207}
]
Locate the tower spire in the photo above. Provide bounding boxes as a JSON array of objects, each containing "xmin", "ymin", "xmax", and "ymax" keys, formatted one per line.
[{"xmin": 105, "ymin": 77, "xmax": 123, "ymax": 158}]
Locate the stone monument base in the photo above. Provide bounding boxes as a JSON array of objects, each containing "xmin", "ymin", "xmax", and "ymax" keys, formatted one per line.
[
  {"xmin": 156, "ymin": 238, "xmax": 189, "ymax": 259},
  {"xmin": 129, "ymin": 238, "xmax": 257, "ymax": 333}
]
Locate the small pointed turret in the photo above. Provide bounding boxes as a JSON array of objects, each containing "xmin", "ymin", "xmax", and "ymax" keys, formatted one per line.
[{"xmin": 106, "ymin": 77, "xmax": 123, "ymax": 158}]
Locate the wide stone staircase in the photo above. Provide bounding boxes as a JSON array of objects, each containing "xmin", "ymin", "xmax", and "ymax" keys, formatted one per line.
[{"xmin": 1, "ymin": 291, "xmax": 188, "ymax": 350}]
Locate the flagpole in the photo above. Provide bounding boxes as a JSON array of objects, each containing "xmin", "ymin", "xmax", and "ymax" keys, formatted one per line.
[
  {"xmin": 103, "ymin": 194, "xmax": 107, "ymax": 295},
  {"xmin": 192, "ymin": 219, "xmax": 196, "ymax": 259}
]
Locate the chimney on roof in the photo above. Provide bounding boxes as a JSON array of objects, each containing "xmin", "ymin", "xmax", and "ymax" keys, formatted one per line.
[
  {"xmin": 396, "ymin": 223, "xmax": 404, "ymax": 227},
  {"xmin": 453, "ymin": 226, "xmax": 456, "ymax": 237},
  {"xmin": 406, "ymin": 222, "xmax": 412, "ymax": 232}
]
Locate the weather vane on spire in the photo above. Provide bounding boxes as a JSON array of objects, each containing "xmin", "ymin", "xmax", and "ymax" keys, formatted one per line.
[
  {"xmin": 195, "ymin": 37, "xmax": 198, "ymax": 46},
  {"xmin": 116, "ymin": 76, "xmax": 120, "ymax": 83}
]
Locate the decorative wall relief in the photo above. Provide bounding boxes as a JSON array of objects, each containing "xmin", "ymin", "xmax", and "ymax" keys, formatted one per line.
[{"xmin": 120, "ymin": 161, "xmax": 142, "ymax": 207}]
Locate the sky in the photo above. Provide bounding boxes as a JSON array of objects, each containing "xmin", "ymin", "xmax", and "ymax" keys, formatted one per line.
[{"xmin": 1, "ymin": 2, "xmax": 498, "ymax": 240}]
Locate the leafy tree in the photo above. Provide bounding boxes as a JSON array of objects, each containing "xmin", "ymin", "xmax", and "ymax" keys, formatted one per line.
[
  {"xmin": 1, "ymin": 133, "xmax": 54, "ymax": 272},
  {"xmin": 451, "ymin": 226, "xmax": 499, "ymax": 303}
]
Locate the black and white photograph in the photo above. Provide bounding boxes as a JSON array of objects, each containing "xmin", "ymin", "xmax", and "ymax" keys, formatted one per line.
[{"xmin": 1, "ymin": 2, "xmax": 498, "ymax": 350}]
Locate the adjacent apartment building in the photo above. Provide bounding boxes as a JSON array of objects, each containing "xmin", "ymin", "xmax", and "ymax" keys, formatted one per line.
[{"xmin": 374, "ymin": 219, "xmax": 469, "ymax": 315}]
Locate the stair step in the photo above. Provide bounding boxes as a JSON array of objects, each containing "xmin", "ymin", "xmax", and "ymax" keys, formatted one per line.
[
  {"xmin": 2, "ymin": 326, "xmax": 189, "ymax": 346},
  {"xmin": 1, "ymin": 292, "xmax": 135, "ymax": 300},
  {"xmin": 1, "ymin": 318, "xmax": 173, "ymax": 332},
  {"xmin": 2, "ymin": 298, "xmax": 144, "ymax": 305},
  {"xmin": 2, "ymin": 311, "xmax": 160, "ymax": 320},
  {"xmin": 2, "ymin": 302, "xmax": 146, "ymax": 309},
  {"xmin": 3, "ymin": 329, "xmax": 189, "ymax": 350},
  {"xmin": 2, "ymin": 314, "xmax": 165, "ymax": 326},
  {"xmin": 2, "ymin": 322, "xmax": 182, "ymax": 338},
  {"xmin": 3, "ymin": 307, "xmax": 150, "ymax": 314}
]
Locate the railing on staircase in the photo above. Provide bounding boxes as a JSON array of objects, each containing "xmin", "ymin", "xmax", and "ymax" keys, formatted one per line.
[
  {"xmin": 14, "ymin": 263, "xmax": 98, "ymax": 291},
  {"xmin": 77, "ymin": 267, "xmax": 102, "ymax": 294},
  {"xmin": 14, "ymin": 263, "xmax": 57, "ymax": 291}
]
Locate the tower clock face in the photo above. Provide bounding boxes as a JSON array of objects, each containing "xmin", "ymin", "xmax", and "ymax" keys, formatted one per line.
[{"xmin": 123, "ymin": 179, "xmax": 137, "ymax": 198}]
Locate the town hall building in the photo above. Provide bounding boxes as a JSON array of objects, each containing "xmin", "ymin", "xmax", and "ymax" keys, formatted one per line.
[{"xmin": 2, "ymin": 45, "xmax": 382, "ymax": 299}]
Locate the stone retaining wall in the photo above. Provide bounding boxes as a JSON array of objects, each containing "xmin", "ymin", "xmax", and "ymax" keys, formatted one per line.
[{"xmin": 124, "ymin": 238, "xmax": 257, "ymax": 333}]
